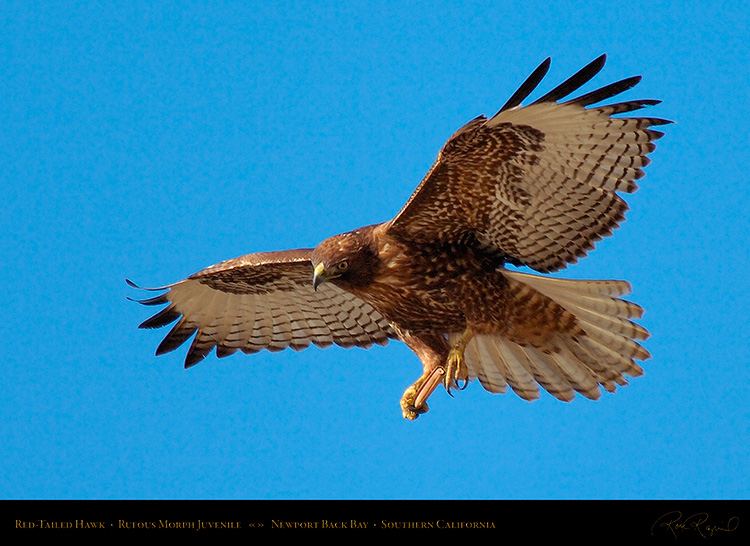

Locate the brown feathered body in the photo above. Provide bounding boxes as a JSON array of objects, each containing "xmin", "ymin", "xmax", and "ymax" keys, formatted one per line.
[{"xmin": 311, "ymin": 223, "xmax": 587, "ymax": 393}]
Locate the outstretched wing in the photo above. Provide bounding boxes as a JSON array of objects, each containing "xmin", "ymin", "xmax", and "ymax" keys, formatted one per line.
[
  {"xmin": 129, "ymin": 249, "xmax": 397, "ymax": 368},
  {"xmin": 387, "ymin": 54, "xmax": 671, "ymax": 272}
]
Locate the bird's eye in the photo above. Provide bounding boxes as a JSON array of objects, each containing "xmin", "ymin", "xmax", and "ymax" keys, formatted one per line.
[{"xmin": 337, "ymin": 261, "xmax": 349, "ymax": 271}]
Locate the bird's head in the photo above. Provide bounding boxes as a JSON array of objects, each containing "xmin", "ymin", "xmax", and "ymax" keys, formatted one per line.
[{"xmin": 310, "ymin": 227, "xmax": 379, "ymax": 291}]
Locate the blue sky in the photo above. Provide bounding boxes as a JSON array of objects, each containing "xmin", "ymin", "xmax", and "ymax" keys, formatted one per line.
[{"xmin": 2, "ymin": 1, "xmax": 748, "ymax": 501}]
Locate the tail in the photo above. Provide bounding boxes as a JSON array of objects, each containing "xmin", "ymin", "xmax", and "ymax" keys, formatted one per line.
[{"xmin": 450, "ymin": 270, "xmax": 650, "ymax": 402}]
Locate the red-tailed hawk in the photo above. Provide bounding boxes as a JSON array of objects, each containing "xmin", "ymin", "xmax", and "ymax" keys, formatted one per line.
[{"xmin": 130, "ymin": 54, "xmax": 669, "ymax": 419}]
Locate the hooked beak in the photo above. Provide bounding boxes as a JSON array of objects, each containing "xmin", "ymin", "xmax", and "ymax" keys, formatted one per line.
[{"xmin": 312, "ymin": 263, "xmax": 326, "ymax": 291}]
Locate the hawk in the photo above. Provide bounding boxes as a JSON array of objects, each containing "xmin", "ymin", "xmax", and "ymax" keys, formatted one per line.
[{"xmin": 130, "ymin": 54, "xmax": 670, "ymax": 419}]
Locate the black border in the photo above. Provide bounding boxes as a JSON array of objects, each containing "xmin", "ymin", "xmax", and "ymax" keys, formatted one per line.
[{"xmin": 4, "ymin": 500, "xmax": 748, "ymax": 540}]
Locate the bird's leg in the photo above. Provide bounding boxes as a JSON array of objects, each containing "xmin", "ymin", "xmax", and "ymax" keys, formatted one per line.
[
  {"xmin": 400, "ymin": 327, "xmax": 475, "ymax": 419},
  {"xmin": 400, "ymin": 367, "xmax": 445, "ymax": 420},
  {"xmin": 445, "ymin": 327, "xmax": 473, "ymax": 393}
]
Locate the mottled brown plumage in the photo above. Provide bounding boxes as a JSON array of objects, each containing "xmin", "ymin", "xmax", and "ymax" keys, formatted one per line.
[{"xmin": 130, "ymin": 55, "xmax": 669, "ymax": 419}]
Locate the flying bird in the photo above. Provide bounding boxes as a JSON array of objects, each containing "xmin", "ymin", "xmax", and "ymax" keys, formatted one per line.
[{"xmin": 130, "ymin": 54, "xmax": 670, "ymax": 419}]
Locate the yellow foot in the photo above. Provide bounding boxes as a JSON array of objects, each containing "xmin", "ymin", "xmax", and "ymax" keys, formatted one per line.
[
  {"xmin": 445, "ymin": 347, "xmax": 469, "ymax": 394},
  {"xmin": 400, "ymin": 367, "xmax": 445, "ymax": 420},
  {"xmin": 444, "ymin": 327, "xmax": 473, "ymax": 393}
]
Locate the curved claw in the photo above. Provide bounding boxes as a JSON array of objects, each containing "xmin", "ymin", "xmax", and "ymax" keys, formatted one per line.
[{"xmin": 445, "ymin": 347, "xmax": 469, "ymax": 394}]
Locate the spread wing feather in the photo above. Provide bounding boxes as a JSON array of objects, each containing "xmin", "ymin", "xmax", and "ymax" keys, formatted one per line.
[
  {"xmin": 129, "ymin": 249, "xmax": 396, "ymax": 368},
  {"xmin": 387, "ymin": 54, "xmax": 671, "ymax": 272}
]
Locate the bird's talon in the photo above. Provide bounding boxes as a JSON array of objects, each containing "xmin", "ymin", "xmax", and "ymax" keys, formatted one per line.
[
  {"xmin": 401, "ymin": 367, "xmax": 445, "ymax": 419},
  {"xmin": 402, "ymin": 401, "xmax": 429, "ymax": 420},
  {"xmin": 400, "ymin": 384, "xmax": 428, "ymax": 420},
  {"xmin": 445, "ymin": 348, "xmax": 469, "ymax": 393}
]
